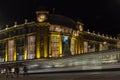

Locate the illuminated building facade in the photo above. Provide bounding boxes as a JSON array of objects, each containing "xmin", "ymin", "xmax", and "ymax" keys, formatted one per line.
[{"xmin": 0, "ymin": 10, "xmax": 119, "ymax": 62}]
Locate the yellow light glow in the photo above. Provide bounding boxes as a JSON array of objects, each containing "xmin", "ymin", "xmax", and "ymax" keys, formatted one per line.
[
  {"xmin": 60, "ymin": 55, "xmax": 63, "ymax": 57},
  {"xmin": 40, "ymin": 15, "xmax": 45, "ymax": 19},
  {"xmin": 44, "ymin": 37, "xmax": 48, "ymax": 58},
  {"xmin": 5, "ymin": 44, "xmax": 7, "ymax": 62},
  {"xmin": 14, "ymin": 53, "xmax": 16, "ymax": 61},
  {"xmin": 37, "ymin": 14, "xmax": 46, "ymax": 22},
  {"xmin": 36, "ymin": 34, "xmax": 40, "ymax": 59},
  {"xmin": 49, "ymin": 55, "xmax": 52, "ymax": 58},
  {"xmin": 14, "ymin": 43, "xmax": 16, "ymax": 61},
  {"xmin": 59, "ymin": 35, "xmax": 62, "ymax": 55},
  {"xmin": 36, "ymin": 45, "xmax": 40, "ymax": 58},
  {"xmin": 24, "ymin": 42, "xmax": 27, "ymax": 60}
]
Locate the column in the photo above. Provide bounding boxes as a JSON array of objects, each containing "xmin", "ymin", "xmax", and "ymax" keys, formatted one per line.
[{"xmin": 36, "ymin": 28, "xmax": 40, "ymax": 59}]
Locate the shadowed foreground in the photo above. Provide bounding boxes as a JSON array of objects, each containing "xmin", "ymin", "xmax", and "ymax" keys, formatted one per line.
[{"xmin": 0, "ymin": 71, "xmax": 120, "ymax": 80}]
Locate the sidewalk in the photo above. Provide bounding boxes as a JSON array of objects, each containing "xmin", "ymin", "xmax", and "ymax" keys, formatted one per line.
[{"xmin": 0, "ymin": 74, "xmax": 29, "ymax": 80}]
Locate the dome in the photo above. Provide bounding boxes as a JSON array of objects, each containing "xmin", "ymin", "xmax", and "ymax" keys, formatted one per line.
[{"xmin": 48, "ymin": 14, "xmax": 77, "ymax": 30}]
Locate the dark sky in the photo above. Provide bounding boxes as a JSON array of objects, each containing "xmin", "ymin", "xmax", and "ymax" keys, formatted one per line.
[{"xmin": 0, "ymin": 0, "xmax": 120, "ymax": 36}]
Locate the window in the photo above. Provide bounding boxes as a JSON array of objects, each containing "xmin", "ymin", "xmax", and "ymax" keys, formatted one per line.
[
  {"xmin": 16, "ymin": 28, "xmax": 25, "ymax": 35},
  {"xmin": 8, "ymin": 31, "xmax": 14, "ymax": 37},
  {"xmin": 0, "ymin": 42, "xmax": 6, "ymax": 62},
  {"xmin": 28, "ymin": 27, "xmax": 36, "ymax": 33},
  {"xmin": 62, "ymin": 36, "xmax": 71, "ymax": 56},
  {"xmin": 16, "ymin": 38, "xmax": 24, "ymax": 60},
  {"xmin": 0, "ymin": 33, "xmax": 7, "ymax": 40}
]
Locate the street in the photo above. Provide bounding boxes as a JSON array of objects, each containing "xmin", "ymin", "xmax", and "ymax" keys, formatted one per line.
[{"xmin": 0, "ymin": 71, "xmax": 120, "ymax": 80}]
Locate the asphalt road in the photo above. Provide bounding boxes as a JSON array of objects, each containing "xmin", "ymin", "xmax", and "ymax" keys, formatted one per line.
[{"xmin": 0, "ymin": 70, "xmax": 120, "ymax": 80}]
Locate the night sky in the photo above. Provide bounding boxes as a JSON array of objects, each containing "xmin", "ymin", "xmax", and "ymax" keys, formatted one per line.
[{"xmin": 0, "ymin": 0, "xmax": 120, "ymax": 36}]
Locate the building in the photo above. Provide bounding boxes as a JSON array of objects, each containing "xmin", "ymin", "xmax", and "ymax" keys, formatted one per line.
[{"xmin": 0, "ymin": 10, "xmax": 119, "ymax": 62}]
